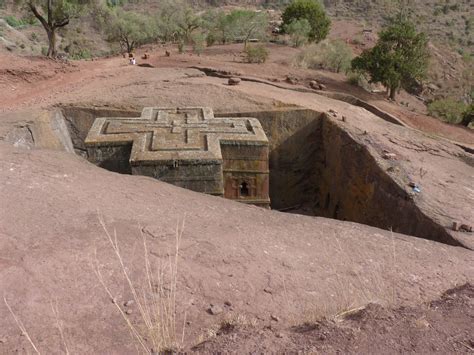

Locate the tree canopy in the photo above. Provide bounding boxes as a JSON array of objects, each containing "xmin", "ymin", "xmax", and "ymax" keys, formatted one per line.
[
  {"xmin": 351, "ymin": 15, "xmax": 429, "ymax": 100},
  {"xmin": 225, "ymin": 10, "xmax": 268, "ymax": 48},
  {"xmin": 282, "ymin": 0, "xmax": 330, "ymax": 43},
  {"xmin": 284, "ymin": 18, "xmax": 311, "ymax": 47},
  {"xmin": 105, "ymin": 8, "xmax": 156, "ymax": 54}
]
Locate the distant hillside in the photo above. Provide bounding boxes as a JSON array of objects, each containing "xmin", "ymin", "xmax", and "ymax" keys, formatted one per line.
[{"xmin": 0, "ymin": 0, "xmax": 472, "ymax": 103}]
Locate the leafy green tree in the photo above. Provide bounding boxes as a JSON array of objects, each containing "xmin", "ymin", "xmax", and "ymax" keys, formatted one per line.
[
  {"xmin": 225, "ymin": 10, "xmax": 268, "ymax": 49},
  {"xmin": 284, "ymin": 18, "xmax": 311, "ymax": 47},
  {"xmin": 351, "ymin": 15, "xmax": 429, "ymax": 100},
  {"xmin": 106, "ymin": 9, "xmax": 156, "ymax": 54},
  {"xmin": 155, "ymin": 0, "xmax": 202, "ymax": 44},
  {"xmin": 282, "ymin": 0, "xmax": 330, "ymax": 43},
  {"xmin": 201, "ymin": 10, "xmax": 232, "ymax": 45},
  {"xmin": 155, "ymin": 0, "xmax": 180, "ymax": 42},
  {"xmin": 174, "ymin": 7, "xmax": 202, "ymax": 43},
  {"xmin": 26, "ymin": 0, "xmax": 82, "ymax": 57}
]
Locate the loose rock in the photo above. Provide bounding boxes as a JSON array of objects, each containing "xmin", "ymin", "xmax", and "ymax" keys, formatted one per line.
[
  {"xmin": 124, "ymin": 300, "xmax": 134, "ymax": 307},
  {"xmin": 208, "ymin": 304, "xmax": 223, "ymax": 315},
  {"xmin": 285, "ymin": 76, "xmax": 298, "ymax": 85},
  {"xmin": 452, "ymin": 221, "xmax": 459, "ymax": 231},
  {"xmin": 228, "ymin": 77, "xmax": 241, "ymax": 86},
  {"xmin": 459, "ymin": 224, "xmax": 473, "ymax": 233},
  {"xmin": 309, "ymin": 80, "xmax": 322, "ymax": 90},
  {"xmin": 383, "ymin": 152, "xmax": 397, "ymax": 160}
]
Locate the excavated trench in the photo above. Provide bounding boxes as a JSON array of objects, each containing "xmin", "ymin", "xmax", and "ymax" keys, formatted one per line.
[{"xmin": 59, "ymin": 105, "xmax": 460, "ymax": 247}]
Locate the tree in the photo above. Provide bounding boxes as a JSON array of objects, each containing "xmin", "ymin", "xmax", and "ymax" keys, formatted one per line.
[
  {"xmin": 225, "ymin": 10, "xmax": 268, "ymax": 49},
  {"xmin": 282, "ymin": 0, "xmax": 330, "ymax": 43},
  {"xmin": 351, "ymin": 15, "xmax": 429, "ymax": 100},
  {"xmin": 26, "ymin": 0, "xmax": 81, "ymax": 57},
  {"xmin": 284, "ymin": 18, "xmax": 311, "ymax": 47},
  {"xmin": 155, "ymin": 0, "xmax": 203, "ymax": 44},
  {"xmin": 106, "ymin": 9, "xmax": 156, "ymax": 54},
  {"xmin": 201, "ymin": 10, "xmax": 232, "ymax": 45}
]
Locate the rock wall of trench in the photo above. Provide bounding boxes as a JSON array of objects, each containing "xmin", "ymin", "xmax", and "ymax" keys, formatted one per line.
[
  {"xmin": 61, "ymin": 106, "xmax": 140, "ymax": 156},
  {"xmin": 217, "ymin": 109, "xmax": 323, "ymax": 210},
  {"xmin": 313, "ymin": 117, "xmax": 460, "ymax": 246},
  {"xmin": 221, "ymin": 109, "xmax": 460, "ymax": 246},
  {"xmin": 61, "ymin": 106, "xmax": 461, "ymax": 246}
]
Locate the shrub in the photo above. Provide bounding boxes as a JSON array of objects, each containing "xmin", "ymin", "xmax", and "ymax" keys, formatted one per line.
[
  {"xmin": 192, "ymin": 32, "xmax": 206, "ymax": 55},
  {"xmin": 4, "ymin": 16, "xmax": 27, "ymax": 28},
  {"xmin": 428, "ymin": 98, "xmax": 468, "ymax": 124},
  {"xmin": 295, "ymin": 39, "xmax": 353, "ymax": 73},
  {"xmin": 346, "ymin": 70, "xmax": 372, "ymax": 91},
  {"xmin": 70, "ymin": 48, "xmax": 92, "ymax": 60},
  {"xmin": 284, "ymin": 18, "xmax": 311, "ymax": 47},
  {"xmin": 282, "ymin": 0, "xmax": 330, "ymax": 43},
  {"xmin": 245, "ymin": 44, "xmax": 269, "ymax": 63},
  {"xmin": 177, "ymin": 40, "xmax": 185, "ymax": 53},
  {"xmin": 206, "ymin": 31, "xmax": 217, "ymax": 47},
  {"xmin": 461, "ymin": 104, "xmax": 473, "ymax": 127}
]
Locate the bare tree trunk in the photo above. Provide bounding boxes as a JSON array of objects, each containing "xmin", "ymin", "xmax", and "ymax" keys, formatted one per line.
[
  {"xmin": 28, "ymin": 1, "xmax": 70, "ymax": 58},
  {"xmin": 389, "ymin": 86, "xmax": 397, "ymax": 100},
  {"xmin": 47, "ymin": 29, "xmax": 56, "ymax": 57}
]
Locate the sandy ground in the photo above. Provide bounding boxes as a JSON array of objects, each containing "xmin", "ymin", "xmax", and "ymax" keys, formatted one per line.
[
  {"xmin": 0, "ymin": 44, "xmax": 473, "ymax": 353},
  {"xmin": 0, "ymin": 143, "xmax": 472, "ymax": 353}
]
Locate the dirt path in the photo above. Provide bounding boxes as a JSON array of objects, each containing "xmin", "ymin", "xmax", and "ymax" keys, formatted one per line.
[{"xmin": 1, "ymin": 45, "xmax": 472, "ymax": 145}]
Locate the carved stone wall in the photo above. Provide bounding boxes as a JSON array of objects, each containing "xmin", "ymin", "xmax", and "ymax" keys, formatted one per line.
[{"xmin": 85, "ymin": 107, "xmax": 270, "ymax": 207}]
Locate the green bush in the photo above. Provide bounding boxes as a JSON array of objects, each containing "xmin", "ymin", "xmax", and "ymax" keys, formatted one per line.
[
  {"xmin": 245, "ymin": 44, "xmax": 269, "ymax": 63},
  {"xmin": 428, "ymin": 98, "xmax": 468, "ymax": 124},
  {"xmin": 70, "ymin": 48, "xmax": 92, "ymax": 60},
  {"xmin": 295, "ymin": 39, "xmax": 353, "ymax": 73},
  {"xmin": 4, "ymin": 16, "xmax": 27, "ymax": 28},
  {"xmin": 206, "ymin": 31, "xmax": 217, "ymax": 47},
  {"xmin": 284, "ymin": 18, "xmax": 311, "ymax": 47},
  {"xmin": 192, "ymin": 32, "xmax": 206, "ymax": 55},
  {"xmin": 346, "ymin": 70, "xmax": 371, "ymax": 90},
  {"xmin": 282, "ymin": 0, "xmax": 330, "ymax": 43},
  {"xmin": 461, "ymin": 104, "xmax": 473, "ymax": 127},
  {"xmin": 177, "ymin": 40, "xmax": 185, "ymax": 53}
]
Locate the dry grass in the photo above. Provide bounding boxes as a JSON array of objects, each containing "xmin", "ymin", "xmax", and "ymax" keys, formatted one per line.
[
  {"xmin": 3, "ymin": 296, "xmax": 41, "ymax": 354},
  {"xmin": 297, "ymin": 229, "xmax": 400, "ymax": 324},
  {"xmin": 94, "ymin": 215, "xmax": 184, "ymax": 353},
  {"xmin": 196, "ymin": 313, "xmax": 258, "ymax": 345}
]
